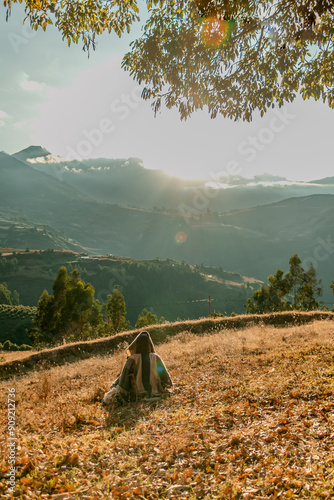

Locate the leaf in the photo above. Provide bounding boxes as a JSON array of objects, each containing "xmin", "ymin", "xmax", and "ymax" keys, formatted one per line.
[
  {"xmin": 20, "ymin": 477, "xmax": 32, "ymax": 485},
  {"xmin": 171, "ymin": 471, "xmax": 178, "ymax": 481}
]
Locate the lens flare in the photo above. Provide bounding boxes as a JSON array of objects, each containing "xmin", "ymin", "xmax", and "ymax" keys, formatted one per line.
[
  {"xmin": 175, "ymin": 231, "xmax": 187, "ymax": 244},
  {"xmin": 201, "ymin": 17, "xmax": 229, "ymax": 48},
  {"xmin": 200, "ymin": 17, "xmax": 235, "ymax": 48}
]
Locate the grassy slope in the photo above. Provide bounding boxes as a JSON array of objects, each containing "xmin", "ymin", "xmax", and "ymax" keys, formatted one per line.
[
  {"xmin": 0, "ymin": 319, "xmax": 333, "ymax": 499},
  {"xmin": 1, "ymin": 311, "xmax": 332, "ymax": 379}
]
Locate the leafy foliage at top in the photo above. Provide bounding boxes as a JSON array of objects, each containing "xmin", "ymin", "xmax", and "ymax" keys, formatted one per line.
[
  {"xmin": 5, "ymin": 0, "xmax": 334, "ymax": 120},
  {"xmin": 123, "ymin": 0, "xmax": 334, "ymax": 120},
  {"xmin": 4, "ymin": 0, "xmax": 139, "ymax": 52}
]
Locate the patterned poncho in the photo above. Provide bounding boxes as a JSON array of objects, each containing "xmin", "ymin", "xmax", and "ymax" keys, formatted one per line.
[{"xmin": 102, "ymin": 331, "xmax": 172, "ymax": 406}]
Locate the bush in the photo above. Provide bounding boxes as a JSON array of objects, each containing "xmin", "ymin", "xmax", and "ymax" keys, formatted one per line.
[
  {"xmin": 3, "ymin": 340, "xmax": 19, "ymax": 351},
  {"xmin": 19, "ymin": 344, "xmax": 32, "ymax": 351},
  {"xmin": 3, "ymin": 340, "xmax": 12, "ymax": 351}
]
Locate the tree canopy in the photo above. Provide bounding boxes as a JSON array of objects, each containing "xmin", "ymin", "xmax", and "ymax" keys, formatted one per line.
[
  {"xmin": 30, "ymin": 267, "xmax": 102, "ymax": 344},
  {"xmin": 245, "ymin": 254, "xmax": 323, "ymax": 314},
  {"xmin": 105, "ymin": 285, "xmax": 128, "ymax": 333},
  {"xmin": 0, "ymin": 282, "xmax": 20, "ymax": 305},
  {"xmin": 5, "ymin": 0, "xmax": 334, "ymax": 121},
  {"xmin": 135, "ymin": 308, "xmax": 165, "ymax": 328}
]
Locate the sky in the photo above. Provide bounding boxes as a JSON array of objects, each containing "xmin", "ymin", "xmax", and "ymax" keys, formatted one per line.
[{"xmin": 0, "ymin": 4, "xmax": 333, "ymax": 182}]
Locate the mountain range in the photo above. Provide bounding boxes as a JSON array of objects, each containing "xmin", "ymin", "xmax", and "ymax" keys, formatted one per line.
[
  {"xmin": 1, "ymin": 146, "xmax": 334, "ymax": 308},
  {"xmin": 10, "ymin": 145, "xmax": 334, "ymax": 212}
]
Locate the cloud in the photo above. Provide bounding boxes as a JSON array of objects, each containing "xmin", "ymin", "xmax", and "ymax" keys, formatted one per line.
[
  {"xmin": 0, "ymin": 109, "xmax": 8, "ymax": 119},
  {"xmin": 20, "ymin": 80, "xmax": 44, "ymax": 91},
  {"xmin": 13, "ymin": 121, "xmax": 28, "ymax": 129},
  {"xmin": 0, "ymin": 120, "xmax": 5, "ymax": 126}
]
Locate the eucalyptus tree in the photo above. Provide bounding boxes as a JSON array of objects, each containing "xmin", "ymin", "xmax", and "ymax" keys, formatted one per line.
[{"xmin": 4, "ymin": 0, "xmax": 334, "ymax": 120}]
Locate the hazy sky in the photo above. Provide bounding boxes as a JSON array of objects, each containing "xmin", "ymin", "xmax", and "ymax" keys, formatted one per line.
[{"xmin": 0, "ymin": 4, "xmax": 333, "ymax": 181}]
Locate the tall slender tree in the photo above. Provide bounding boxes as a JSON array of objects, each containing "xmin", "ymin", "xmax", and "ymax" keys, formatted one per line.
[
  {"xmin": 105, "ymin": 286, "xmax": 128, "ymax": 333},
  {"xmin": 29, "ymin": 267, "xmax": 102, "ymax": 344},
  {"xmin": 285, "ymin": 254, "xmax": 304, "ymax": 309},
  {"xmin": 298, "ymin": 262, "xmax": 323, "ymax": 310}
]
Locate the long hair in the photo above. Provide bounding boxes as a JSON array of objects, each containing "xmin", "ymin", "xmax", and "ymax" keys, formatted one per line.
[{"xmin": 127, "ymin": 331, "xmax": 155, "ymax": 355}]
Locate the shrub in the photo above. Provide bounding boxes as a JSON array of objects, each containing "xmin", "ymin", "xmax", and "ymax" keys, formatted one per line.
[
  {"xmin": 19, "ymin": 344, "xmax": 32, "ymax": 351},
  {"xmin": 3, "ymin": 340, "xmax": 12, "ymax": 350},
  {"xmin": 3, "ymin": 340, "xmax": 19, "ymax": 351},
  {"xmin": 18, "ymin": 344, "xmax": 32, "ymax": 351}
]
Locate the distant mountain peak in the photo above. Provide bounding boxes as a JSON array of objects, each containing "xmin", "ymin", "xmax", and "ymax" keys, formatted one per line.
[
  {"xmin": 310, "ymin": 176, "xmax": 334, "ymax": 185},
  {"xmin": 12, "ymin": 145, "xmax": 51, "ymax": 161}
]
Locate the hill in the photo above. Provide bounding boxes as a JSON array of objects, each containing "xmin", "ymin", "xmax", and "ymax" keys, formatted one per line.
[
  {"xmin": 0, "ymin": 317, "xmax": 333, "ymax": 498},
  {"xmin": 1, "ymin": 151, "xmax": 203, "ymax": 255},
  {"xmin": 1, "ymin": 150, "xmax": 334, "ymax": 306},
  {"xmin": 12, "ymin": 145, "xmax": 51, "ymax": 162},
  {"xmin": 312, "ymin": 176, "xmax": 334, "ymax": 185},
  {"xmin": 0, "ymin": 251, "xmax": 260, "ymax": 333},
  {"xmin": 212, "ymin": 194, "xmax": 334, "ymax": 302},
  {"xmin": 0, "ymin": 208, "xmax": 86, "ymax": 253}
]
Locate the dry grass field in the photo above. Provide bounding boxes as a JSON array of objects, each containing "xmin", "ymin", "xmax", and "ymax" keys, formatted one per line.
[{"xmin": 0, "ymin": 319, "xmax": 333, "ymax": 499}]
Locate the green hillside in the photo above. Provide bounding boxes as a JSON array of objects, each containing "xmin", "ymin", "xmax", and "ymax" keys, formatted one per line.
[
  {"xmin": 0, "ymin": 251, "xmax": 260, "ymax": 330},
  {"xmin": 0, "ymin": 250, "xmax": 80, "ymax": 308},
  {"xmin": 0, "ymin": 304, "xmax": 36, "ymax": 345},
  {"xmin": 0, "ymin": 209, "xmax": 86, "ymax": 252}
]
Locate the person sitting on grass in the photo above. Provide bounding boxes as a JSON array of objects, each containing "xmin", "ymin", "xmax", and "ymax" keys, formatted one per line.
[{"xmin": 102, "ymin": 331, "xmax": 172, "ymax": 408}]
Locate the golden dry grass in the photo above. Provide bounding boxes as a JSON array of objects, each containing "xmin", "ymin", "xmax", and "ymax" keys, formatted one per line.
[
  {"xmin": 1, "ymin": 311, "xmax": 333, "ymax": 381},
  {"xmin": 0, "ymin": 320, "xmax": 333, "ymax": 499},
  {"xmin": 0, "ymin": 351, "xmax": 37, "ymax": 364}
]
